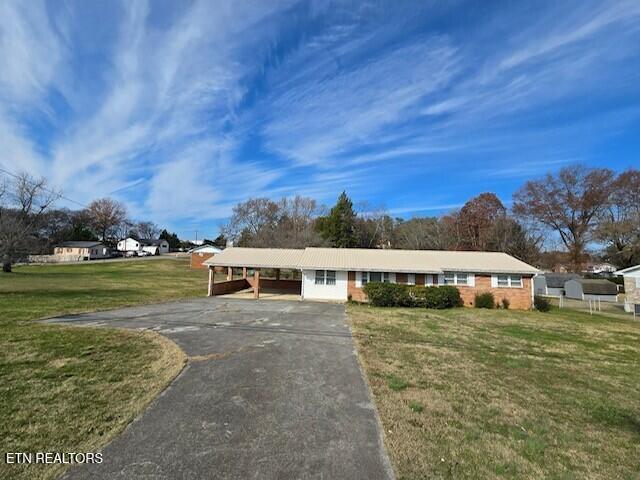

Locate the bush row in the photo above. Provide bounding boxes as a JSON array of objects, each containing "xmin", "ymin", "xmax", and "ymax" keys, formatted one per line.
[{"xmin": 362, "ymin": 282, "xmax": 463, "ymax": 309}]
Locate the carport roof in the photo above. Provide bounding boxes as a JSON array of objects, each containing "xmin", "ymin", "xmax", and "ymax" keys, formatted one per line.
[
  {"xmin": 205, "ymin": 247, "xmax": 539, "ymax": 274},
  {"xmin": 204, "ymin": 247, "xmax": 305, "ymax": 269}
]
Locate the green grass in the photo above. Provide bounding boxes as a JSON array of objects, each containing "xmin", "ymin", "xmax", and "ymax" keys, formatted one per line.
[
  {"xmin": 0, "ymin": 259, "xmax": 210, "ymax": 480},
  {"xmin": 349, "ymin": 305, "xmax": 640, "ymax": 479}
]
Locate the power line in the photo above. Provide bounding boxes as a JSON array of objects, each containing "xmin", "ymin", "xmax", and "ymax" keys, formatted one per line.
[{"xmin": 0, "ymin": 166, "xmax": 89, "ymax": 208}]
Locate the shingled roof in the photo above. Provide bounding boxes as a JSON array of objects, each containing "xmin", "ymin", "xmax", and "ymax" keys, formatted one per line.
[{"xmin": 575, "ymin": 279, "xmax": 618, "ymax": 295}]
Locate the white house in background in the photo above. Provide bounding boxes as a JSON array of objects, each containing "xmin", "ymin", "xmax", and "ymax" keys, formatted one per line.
[
  {"xmin": 615, "ymin": 265, "xmax": 640, "ymax": 313},
  {"xmin": 584, "ymin": 262, "xmax": 618, "ymax": 275},
  {"xmin": 564, "ymin": 279, "xmax": 619, "ymax": 302},
  {"xmin": 117, "ymin": 237, "xmax": 170, "ymax": 255}
]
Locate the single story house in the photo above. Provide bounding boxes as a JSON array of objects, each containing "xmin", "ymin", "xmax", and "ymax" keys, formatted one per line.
[
  {"xmin": 533, "ymin": 273, "xmax": 581, "ymax": 297},
  {"xmin": 54, "ymin": 241, "xmax": 110, "ymax": 260},
  {"xmin": 203, "ymin": 247, "xmax": 540, "ymax": 309},
  {"xmin": 117, "ymin": 237, "xmax": 170, "ymax": 255},
  {"xmin": 615, "ymin": 265, "xmax": 640, "ymax": 313},
  {"xmin": 190, "ymin": 245, "xmax": 223, "ymax": 270},
  {"xmin": 564, "ymin": 279, "xmax": 618, "ymax": 302}
]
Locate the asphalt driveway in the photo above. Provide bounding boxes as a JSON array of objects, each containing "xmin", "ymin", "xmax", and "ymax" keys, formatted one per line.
[{"xmin": 48, "ymin": 298, "xmax": 394, "ymax": 480}]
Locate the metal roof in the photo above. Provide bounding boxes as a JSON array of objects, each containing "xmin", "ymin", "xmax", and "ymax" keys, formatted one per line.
[
  {"xmin": 204, "ymin": 248, "xmax": 305, "ymax": 269},
  {"xmin": 190, "ymin": 245, "xmax": 223, "ymax": 254},
  {"xmin": 204, "ymin": 247, "xmax": 539, "ymax": 274}
]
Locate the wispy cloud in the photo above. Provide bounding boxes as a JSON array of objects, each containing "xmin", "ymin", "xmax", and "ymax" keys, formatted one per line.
[{"xmin": 1, "ymin": 0, "xmax": 639, "ymax": 236}]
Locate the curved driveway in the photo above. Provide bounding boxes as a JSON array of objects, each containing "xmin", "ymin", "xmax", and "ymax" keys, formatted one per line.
[{"xmin": 50, "ymin": 298, "xmax": 394, "ymax": 480}]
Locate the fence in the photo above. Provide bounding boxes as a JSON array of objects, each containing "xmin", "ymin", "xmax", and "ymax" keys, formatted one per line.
[{"xmin": 542, "ymin": 295, "xmax": 629, "ymax": 316}]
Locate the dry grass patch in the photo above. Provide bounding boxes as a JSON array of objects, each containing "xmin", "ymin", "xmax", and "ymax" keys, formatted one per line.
[
  {"xmin": 349, "ymin": 305, "xmax": 640, "ymax": 479},
  {"xmin": 0, "ymin": 260, "xmax": 200, "ymax": 480}
]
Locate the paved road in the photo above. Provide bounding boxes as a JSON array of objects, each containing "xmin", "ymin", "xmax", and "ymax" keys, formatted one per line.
[{"xmin": 49, "ymin": 298, "xmax": 394, "ymax": 480}]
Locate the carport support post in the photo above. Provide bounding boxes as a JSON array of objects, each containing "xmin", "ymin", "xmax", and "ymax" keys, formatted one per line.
[
  {"xmin": 207, "ymin": 266, "xmax": 214, "ymax": 297},
  {"xmin": 254, "ymin": 268, "xmax": 260, "ymax": 299},
  {"xmin": 227, "ymin": 266, "xmax": 233, "ymax": 281},
  {"xmin": 242, "ymin": 267, "xmax": 247, "ymax": 279}
]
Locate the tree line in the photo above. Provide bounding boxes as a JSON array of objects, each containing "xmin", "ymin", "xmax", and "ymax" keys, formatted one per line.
[
  {"xmin": 2, "ymin": 164, "xmax": 638, "ymax": 273},
  {"xmin": 222, "ymin": 165, "xmax": 639, "ymax": 271}
]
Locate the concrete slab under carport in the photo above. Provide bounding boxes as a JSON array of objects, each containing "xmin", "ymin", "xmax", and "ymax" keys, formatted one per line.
[{"xmin": 48, "ymin": 298, "xmax": 394, "ymax": 480}]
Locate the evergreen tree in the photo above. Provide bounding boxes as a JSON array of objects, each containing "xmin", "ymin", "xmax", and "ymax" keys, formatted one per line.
[{"xmin": 316, "ymin": 191, "xmax": 357, "ymax": 247}]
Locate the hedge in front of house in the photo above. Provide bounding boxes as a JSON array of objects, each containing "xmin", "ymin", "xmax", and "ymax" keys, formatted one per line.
[
  {"xmin": 362, "ymin": 282, "xmax": 462, "ymax": 309},
  {"xmin": 474, "ymin": 292, "xmax": 495, "ymax": 309}
]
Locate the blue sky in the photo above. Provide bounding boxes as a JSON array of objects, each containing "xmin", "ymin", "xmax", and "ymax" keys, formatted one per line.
[{"xmin": 1, "ymin": 1, "xmax": 639, "ymax": 239}]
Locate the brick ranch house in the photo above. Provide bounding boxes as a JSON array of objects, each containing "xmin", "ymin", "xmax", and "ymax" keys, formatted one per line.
[{"xmin": 204, "ymin": 247, "xmax": 539, "ymax": 309}]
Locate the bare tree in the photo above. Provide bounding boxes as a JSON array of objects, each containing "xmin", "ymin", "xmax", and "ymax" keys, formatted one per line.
[
  {"xmin": 394, "ymin": 217, "xmax": 455, "ymax": 250},
  {"xmin": 455, "ymin": 193, "xmax": 507, "ymax": 250},
  {"xmin": 513, "ymin": 165, "xmax": 615, "ymax": 271},
  {"xmin": 131, "ymin": 221, "xmax": 160, "ymax": 239},
  {"xmin": 595, "ymin": 168, "xmax": 640, "ymax": 268},
  {"xmin": 87, "ymin": 198, "xmax": 127, "ymax": 243},
  {"xmin": 0, "ymin": 173, "xmax": 60, "ymax": 272},
  {"xmin": 222, "ymin": 198, "xmax": 280, "ymax": 247}
]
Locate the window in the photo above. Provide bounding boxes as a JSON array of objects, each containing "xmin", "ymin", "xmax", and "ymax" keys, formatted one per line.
[
  {"xmin": 496, "ymin": 275, "xmax": 523, "ymax": 288},
  {"xmin": 326, "ymin": 270, "xmax": 336, "ymax": 285},
  {"xmin": 362, "ymin": 272, "xmax": 390, "ymax": 284},
  {"xmin": 315, "ymin": 270, "xmax": 325, "ymax": 285},
  {"xmin": 444, "ymin": 272, "xmax": 470, "ymax": 286},
  {"xmin": 369, "ymin": 272, "xmax": 382, "ymax": 282}
]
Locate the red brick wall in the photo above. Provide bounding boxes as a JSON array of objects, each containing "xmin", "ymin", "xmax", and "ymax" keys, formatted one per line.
[
  {"xmin": 457, "ymin": 275, "xmax": 533, "ymax": 309},
  {"xmin": 212, "ymin": 279, "xmax": 250, "ymax": 295},
  {"xmin": 346, "ymin": 271, "xmax": 533, "ymax": 309},
  {"xmin": 246, "ymin": 278, "xmax": 301, "ymax": 294},
  {"xmin": 347, "ymin": 271, "xmax": 367, "ymax": 302},
  {"xmin": 191, "ymin": 252, "xmax": 215, "ymax": 270}
]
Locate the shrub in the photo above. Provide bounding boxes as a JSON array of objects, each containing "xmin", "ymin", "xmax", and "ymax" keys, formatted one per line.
[
  {"xmin": 362, "ymin": 282, "xmax": 462, "ymax": 309},
  {"xmin": 363, "ymin": 282, "xmax": 409, "ymax": 307},
  {"xmin": 501, "ymin": 298, "xmax": 510, "ymax": 310},
  {"xmin": 425, "ymin": 285, "xmax": 463, "ymax": 309},
  {"xmin": 474, "ymin": 292, "xmax": 495, "ymax": 308},
  {"xmin": 534, "ymin": 295, "xmax": 551, "ymax": 312}
]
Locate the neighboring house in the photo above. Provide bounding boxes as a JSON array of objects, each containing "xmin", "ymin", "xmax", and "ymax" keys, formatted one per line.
[
  {"xmin": 615, "ymin": 265, "xmax": 640, "ymax": 313},
  {"xmin": 584, "ymin": 262, "xmax": 618, "ymax": 276},
  {"xmin": 190, "ymin": 245, "xmax": 223, "ymax": 270},
  {"xmin": 117, "ymin": 237, "xmax": 170, "ymax": 255},
  {"xmin": 204, "ymin": 247, "xmax": 540, "ymax": 309},
  {"xmin": 564, "ymin": 279, "xmax": 618, "ymax": 302},
  {"xmin": 54, "ymin": 241, "xmax": 110, "ymax": 260},
  {"xmin": 533, "ymin": 273, "xmax": 581, "ymax": 297}
]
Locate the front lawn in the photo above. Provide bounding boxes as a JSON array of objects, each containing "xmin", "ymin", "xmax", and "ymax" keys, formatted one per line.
[
  {"xmin": 0, "ymin": 259, "xmax": 210, "ymax": 480},
  {"xmin": 348, "ymin": 305, "xmax": 640, "ymax": 479}
]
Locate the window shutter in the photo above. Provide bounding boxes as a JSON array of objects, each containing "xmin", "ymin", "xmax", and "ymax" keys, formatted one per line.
[
  {"xmin": 408, "ymin": 274, "xmax": 415, "ymax": 285},
  {"xmin": 389, "ymin": 272, "xmax": 396, "ymax": 283},
  {"xmin": 491, "ymin": 275, "xmax": 498, "ymax": 288},
  {"xmin": 426, "ymin": 275, "xmax": 433, "ymax": 286},
  {"xmin": 355, "ymin": 272, "xmax": 362, "ymax": 288},
  {"xmin": 468, "ymin": 274, "xmax": 475, "ymax": 287},
  {"xmin": 437, "ymin": 274, "xmax": 444, "ymax": 285}
]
